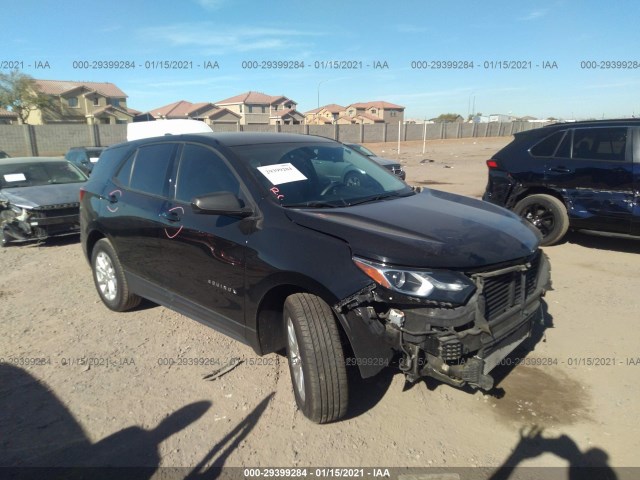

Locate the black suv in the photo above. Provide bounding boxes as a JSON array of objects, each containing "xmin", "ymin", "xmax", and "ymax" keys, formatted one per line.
[
  {"xmin": 81, "ymin": 132, "xmax": 550, "ymax": 423},
  {"xmin": 65, "ymin": 147, "xmax": 106, "ymax": 175},
  {"xmin": 483, "ymin": 119, "xmax": 640, "ymax": 245}
]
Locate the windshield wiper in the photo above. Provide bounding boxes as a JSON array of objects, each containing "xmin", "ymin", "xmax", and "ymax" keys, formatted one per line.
[
  {"xmin": 347, "ymin": 191, "xmax": 410, "ymax": 206},
  {"xmin": 284, "ymin": 201, "xmax": 342, "ymax": 209}
]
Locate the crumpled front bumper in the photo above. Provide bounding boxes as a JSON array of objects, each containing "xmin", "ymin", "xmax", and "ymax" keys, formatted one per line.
[
  {"xmin": 1, "ymin": 206, "xmax": 80, "ymax": 244},
  {"xmin": 335, "ymin": 252, "xmax": 551, "ymax": 390}
]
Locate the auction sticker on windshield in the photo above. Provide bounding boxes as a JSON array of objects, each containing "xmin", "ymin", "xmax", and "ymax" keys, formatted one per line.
[
  {"xmin": 4, "ymin": 173, "xmax": 26, "ymax": 182},
  {"xmin": 257, "ymin": 163, "xmax": 307, "ymax": 185}
]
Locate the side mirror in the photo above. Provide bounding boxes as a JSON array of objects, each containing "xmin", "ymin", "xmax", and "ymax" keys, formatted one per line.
[{"xmin": 191, "ymin": 191, "xmax": 253, "ymax": 218}]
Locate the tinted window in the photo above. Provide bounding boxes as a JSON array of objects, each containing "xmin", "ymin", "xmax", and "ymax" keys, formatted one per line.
[
  {"xmin": 572, "ymin": 127, "xmax": 627, "ymax": 161},
  {"xmin": 555, "ymin": 131, "xmax": 571, "ymax": 158},
  {"xmin": 530, "ymin": 131, "xmax": 566, "ymax": 157},
  {"xmin": 91, "ymin": 145, "xmax": 130, "ymax": 180},
  {"xmin": 129, "ymin": 143, "xmax": 176, "ymax": 196},
  {"xmin": 115, "ymin": 153, "xmax": 135, "ymax": 187},
  {"xmin": 175, "ymin": 144, "xmax": 239, "ymax": 203}
]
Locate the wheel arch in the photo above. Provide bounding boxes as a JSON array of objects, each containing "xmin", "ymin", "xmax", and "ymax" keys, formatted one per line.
[
  {"xmin": 513, "ymin": 186, "xmax": 568, "ymax": 209},
  {"xmin": 251, "ymin": 273, "xmax": 346, "ymax": 356},
  {"xmin": 84, "ymin": 229, "xmax": 107, "ymax": 262}
]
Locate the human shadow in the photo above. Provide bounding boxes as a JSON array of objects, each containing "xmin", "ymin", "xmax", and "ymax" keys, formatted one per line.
[
  {"xmin": 489, "ymin": 426, "xmax": 618, "ymax": 480},
  {"xmin": 184, "ymin": 392, "xmax": 275, "ymax": 480},
  {"xmin": 0, "ymin": 363, "xmax": 209, "ymax": 479}
]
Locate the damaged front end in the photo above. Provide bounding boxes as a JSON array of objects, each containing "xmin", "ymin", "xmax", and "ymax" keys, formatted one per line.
[
  {"xmin": 335, "ymin": 251, "xmax": 551, "ymax": 391},
  {"xmin": 1, "ymin": 200, "xmax": 81, "ymax": 246}
]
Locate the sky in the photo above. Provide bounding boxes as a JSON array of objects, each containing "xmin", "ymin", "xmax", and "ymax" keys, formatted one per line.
[{"xmin": 3, "ymin": 0, "xmax": 640, "ymax": 120}]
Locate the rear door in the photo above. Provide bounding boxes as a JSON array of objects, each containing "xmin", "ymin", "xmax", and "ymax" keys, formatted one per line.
[
  {"xmin": 104, "ymin": 142, "xmax": 178, "ymax": 287},
  {"xmin": 545, "ymin": 126, "xmax": 634, "ymax": 234}
]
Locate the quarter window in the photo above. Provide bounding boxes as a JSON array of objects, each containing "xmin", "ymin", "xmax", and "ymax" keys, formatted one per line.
[
  {"xmin": 530, "ymin": 131, "xmax": 566, "ymax": 157},
  {"xmin": 129, "ymin": 143, "xmax": 176, "ymax": 196},
  {"xmin": 175, "ymin": 144, "xmax": 239, "ymax": 203}
]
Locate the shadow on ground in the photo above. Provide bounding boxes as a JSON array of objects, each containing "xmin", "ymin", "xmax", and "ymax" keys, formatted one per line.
[{"xmin": 0, "ymin": 363, "xmax": 273, "ymax": 479}]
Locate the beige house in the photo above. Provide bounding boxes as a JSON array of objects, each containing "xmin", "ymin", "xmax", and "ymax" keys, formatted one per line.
[
  {"xmin": 305, "ymin": 101, "xmax": 405, "ymax": 125},
  {"xmin": 304, "ymin": 104, "xmax": 346, "ymax": 125},
  {"xmin": 344, "ymin": 101, "xmax": 405, "ymax": 124},
  {"xmin": 214, "ymin": 91, "xmax": 304, "ymax": 125},
  {"xmin": 146, "ymin": 100, "xmax": 241, "ymax": 125},
  {"xmin": 26, "ymin": 80, "xmax": 136, "ymax": 125}
]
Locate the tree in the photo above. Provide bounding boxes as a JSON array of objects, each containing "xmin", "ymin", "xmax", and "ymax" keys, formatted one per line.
[
  {"xmin": 432, "ymin": 113, "xmax": 463, "ymax": 123},
  {"xmin": 0, "ymin": 70, "xmax": 49, "ymax": 124}
]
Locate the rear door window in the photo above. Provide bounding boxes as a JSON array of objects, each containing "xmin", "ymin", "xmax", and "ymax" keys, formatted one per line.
[
  {"xmin": 572, "ymin": 127, "xmax": 627, "ymax": 161},
  {"xmin": 129, "ymin": 143, "xmax": 177, "ymax": 196}
]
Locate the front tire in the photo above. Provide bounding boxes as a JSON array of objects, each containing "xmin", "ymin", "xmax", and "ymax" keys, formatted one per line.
[
  {"xmin": 344, "ymin": 171, "xmax": 362, "ymax": 188},
  {"xmin": 284, "ymin": 293, "xmax": 349, "ymax": 423},
  {"xmin": 91, "ymin": 238, "xmax": 140, "ymax": 311},
  {"xmin": 514, "ymin": 194, "xmax": 569, "ymax": 246}
]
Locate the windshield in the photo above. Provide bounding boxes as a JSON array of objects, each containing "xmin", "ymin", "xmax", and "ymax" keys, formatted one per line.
[
  {"xmin": 347, "ymin": 144, "xmax": 375, "ymax": 157},
  {"xmin": 230, "ymin": 142, "xmax": 412, "ymax": 207},
  {"xmin": 0, "ymin": 161, "xmax": 87, "ymax": 188}
]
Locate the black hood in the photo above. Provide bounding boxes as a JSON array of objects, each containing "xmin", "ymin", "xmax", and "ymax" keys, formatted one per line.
[{"xmin": 285, "ymin": 189, "xmax": 540, "ymax": 269}]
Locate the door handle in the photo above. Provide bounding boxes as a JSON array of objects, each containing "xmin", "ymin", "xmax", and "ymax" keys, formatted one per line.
[
  {"xmin": 549, "ymin": 167, "xmax": 572, "ymax": 173},
  {"xmin": 107, "ymin": 189, "xmax": 122, "ymax": 203},
  {"xmin": 161, "ymin": 210, "xmax": 181, "ymax": 222}
]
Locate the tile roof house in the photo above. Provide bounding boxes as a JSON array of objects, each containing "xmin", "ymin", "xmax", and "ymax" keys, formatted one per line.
[
  {"xmin": 144, "ymin": 100, "xmax": 241, "ymax": 125},
  {"xmin": 304, "ymin": 101, "xmax": 405, "ymax": 125},
  {"xmin": 214, "ymin": 91, "xmax": 304, "ymax": 125},
  {"xmin": 0, "ymin": 108, "xmax": 19, "ymax": 125},
  {"xmin": 26, "ymin": 79, "xmax": 135, "ymax": 125},
  {"xmin": 304, "ymin": 104, "xmax": 346, "ymax": 125},
  {"xmin": 343, "ymin": 101, "xmax": 405, "ymax": 124}
]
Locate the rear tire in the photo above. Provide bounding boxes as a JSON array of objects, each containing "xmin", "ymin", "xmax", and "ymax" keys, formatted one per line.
[
  {"xmin": 514, "ymin": 194, "xmax": 569, "ymax": 246},
  {"xmin": 91, "ymin": 238, "xmax": 141, "ymax": 311},
  {"xmin": 283, "ymin": 293, "xmax": 348, "ymax": 423}
]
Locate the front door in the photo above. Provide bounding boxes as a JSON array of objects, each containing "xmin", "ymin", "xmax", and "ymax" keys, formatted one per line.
[{"xmin": 157, "ymin": 142, "xmax": 251, "ymax": 340}]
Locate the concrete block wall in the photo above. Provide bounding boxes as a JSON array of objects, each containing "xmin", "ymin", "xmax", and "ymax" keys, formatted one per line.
[
  {"xmin": 32, "ymin": 124, "xmax": 92, "ymax": 156},
  {"xmin": 0, "ymin": 125, "xmax": 31, "ymax": 157},
  {"xmin": 0, "ymin": 122, "xmax": 543, "ymax": 157},
  {"xmin": 97, "ymin": 124, "xmax": 126, "ymax": 147}
]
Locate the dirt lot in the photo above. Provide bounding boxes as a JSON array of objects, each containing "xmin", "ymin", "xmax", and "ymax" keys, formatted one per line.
[{"xmin": 2, "ymin": 137, "xmax": 639, "ymax": 477}]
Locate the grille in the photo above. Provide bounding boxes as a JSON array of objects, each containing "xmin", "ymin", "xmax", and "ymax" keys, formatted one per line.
[
  {"xmin": 32, "ymin": 204, "xmax": 79, "ymax": 218},
  {"xmin": 481, "ymin": 253, "xmax": 541, "ymax": 321}
]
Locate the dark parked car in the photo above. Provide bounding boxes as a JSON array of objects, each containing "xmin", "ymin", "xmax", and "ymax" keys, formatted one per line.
[
  {"xmin": 1, "ymin": 157, "xmax": 87, "ymax": 246},
  {"xmin": 81, "ymin": 132, "xmax": 550, "ymax": 423},
  {"xmin": 345, "ymin": 143, "xmax": 406, "ymax": 180},
  {"xmin": 483, "ymin": 119, "xmax": 640, "ymax": 245},
  {"xmin": 0, "ymin": 151, "xmax": 10, "ymax": 159},
  {"xmin": 65, "ymin": 147, "xmax": 106, "ymax": 175}
]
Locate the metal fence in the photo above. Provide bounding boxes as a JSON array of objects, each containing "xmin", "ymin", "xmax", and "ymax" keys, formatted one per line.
[{"xmin": 0, "ymin": 121, "xmax": 543, "ymax": 157}]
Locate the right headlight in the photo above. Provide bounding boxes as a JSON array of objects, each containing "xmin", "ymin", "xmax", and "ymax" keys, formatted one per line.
[{"xmin": 353, "ymin": 257, "xmax": 475, "ymax": 305}]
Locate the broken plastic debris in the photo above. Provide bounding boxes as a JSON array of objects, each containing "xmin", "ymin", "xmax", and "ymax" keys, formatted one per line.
[{"xmin": 203, "ymin": 357, "xmax": 242, "ymax": 381}]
